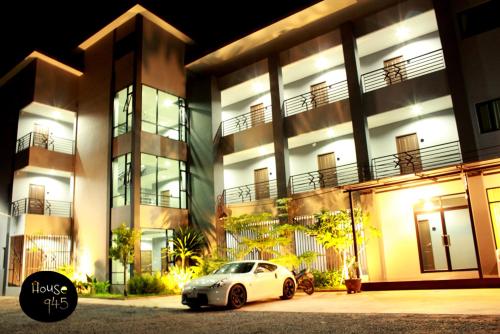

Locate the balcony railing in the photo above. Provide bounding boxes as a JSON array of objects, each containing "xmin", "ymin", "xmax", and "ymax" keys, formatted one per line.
[
  {"xmin": 223, "ymin": 179, "xmax": 278, "ymax": 204},
  {"xmin": 221, "ymin": 105, "xmax": 272, "ymax": 136},
  {"xmin": 283, "ymin": 80, "xmax": 349, "ymax": 117},
  {"xmin": 361, "ymin": 49, "xmax": 445, "ymax": 93},
  {"xmin": 289, "ymin": 163, "xmax": 359, "ymax": 194},
  {"xmin": 16, "ymin": 132, "xmax": 74, "ymax": 155},
  {"xmin": 11, "ymin": 198, "xmax": 73, "ymax": 218},
  {"xmin": 140, "ymin": 191, "xmax": 182, "ymax": 209},
  {"xmin": 142, "ymin": 120, "xmax": 185, "ymax": 142},
  {"xmin": 371, "ymin": 141, "xmax": 462, "ymax": 179}
]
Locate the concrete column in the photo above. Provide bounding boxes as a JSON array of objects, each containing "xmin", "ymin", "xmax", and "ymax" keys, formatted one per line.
[
  {"xmin": 433, "ymin": 0, "xmax": 478, "ymax": 161},
  {"xmin": 340, "ymin": 22, "xmax": 371, "ymax": 182},
  {"xmin": 131, "ymin": 15, "xmax": 143, "ymax": 275},
  {"xmin": 268, "ymin": 54, "xmax": 290, "ymax": 199}
]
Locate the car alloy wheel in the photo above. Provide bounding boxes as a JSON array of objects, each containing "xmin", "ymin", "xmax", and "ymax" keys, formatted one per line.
[
  {"xmin": 302, "ymin": 280, "xmax": 314, "ymax": 295},
  {"xmin": 280, "ymin": 278, "xmax": 295, "ymax": 300},
  {"xmin": 228, "ymin": 284, "xmax": 247, "ymax": 309}
]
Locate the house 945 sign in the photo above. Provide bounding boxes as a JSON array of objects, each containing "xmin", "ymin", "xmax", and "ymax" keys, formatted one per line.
[{"xmin": 19, "ymin": 271, "xmax": 78, "ymax": 322}]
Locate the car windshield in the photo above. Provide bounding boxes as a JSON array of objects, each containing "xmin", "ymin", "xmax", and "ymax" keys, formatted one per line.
[{"xmin": 213, "ymin": 262, "xmax": 255, "ymax": 274}]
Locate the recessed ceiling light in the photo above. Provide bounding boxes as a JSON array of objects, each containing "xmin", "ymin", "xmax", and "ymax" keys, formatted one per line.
[
  {"xmin": 52, "ymin": 111, "xmax": 61, "ymax": 118},
  {"xmin": 396, "ymin": 26, "xmax": 410, "ymax": 39},
  {"xmin": 410, "ymin": 104, "xmax": 422, "ymax": 114},
  {"xmin": 258, "ymin": 147, "xmax": 267, "ymax": 155},
  {"xmin": 252, "ymin": 82, "xmax": 265, "ymax": 93},
  {"xmin": 315, "ymin": 57, "xmax": 329, "ymax": 70},
  {"xmin": 327, "ymin": 128, "xmax": 335, "ymax": 137}
]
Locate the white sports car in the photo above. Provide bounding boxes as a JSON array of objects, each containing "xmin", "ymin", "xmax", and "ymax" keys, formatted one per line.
[{"xmin": 181, "ymin": 260, "xmax": 296, "ymax": 309}]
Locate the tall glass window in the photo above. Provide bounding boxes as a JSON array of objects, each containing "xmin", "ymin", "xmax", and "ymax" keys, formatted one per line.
[
  {"xmin": 112, "ymin": 153, "xmax": 131, "ymax": 207},
  {"xmin": 140, "ymin": 153, "xmax": 188, "ymax": 209},
  {"xmin": 140, "ymin": 228, "xmax": 175, "ymax": 274},
  {"xmin": 141, "ymin": 85, "xmax": 188, "ymax": 142},
  {"xmin": 113, "ymin": 85, "xmax": 133, "ymax": 137}
]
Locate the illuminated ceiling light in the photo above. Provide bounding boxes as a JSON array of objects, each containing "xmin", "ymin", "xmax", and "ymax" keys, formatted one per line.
[
  {"xmin": 327, "ymin": 128, "xmax": 335, "ymax": 137},
  {"xmin": 410, "ymin": 104, "xmax": 422, "ymax": 114},
  {"xmin": 163, "ymin": 99, "xmax": 174, "ymax": 107},
  {"xmin": 52, "ymin": 111, "xmax": 61, "ymax": 118},
  {"xmin": 252, "ymin": 82, "xmax": 265, "ymax": 93},
  {"xmin": 315, "ymin": 57, "xmax": 329, "ymax": 70},
  {"xmin": 396, "ymin": 26, "xmax": 410, "ymax": 39},
  {"xmin": 258, "ymin": 147, "xmax": 267, "ymax": 155},
  {"xmin": 423, "ymin": 199, "xmax": 434, "ymax": 211}
]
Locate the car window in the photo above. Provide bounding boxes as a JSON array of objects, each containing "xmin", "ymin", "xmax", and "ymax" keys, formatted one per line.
[
  {"xmin": 213, "ymin": 262, "xmax": 255, "ymax": 274},
  {"xmin": 256, "ymin": 263, "xmax": 277, "ymax": 272}
]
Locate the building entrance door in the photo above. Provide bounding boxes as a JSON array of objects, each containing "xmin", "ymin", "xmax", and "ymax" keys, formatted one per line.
[
  {"xmin": 250, "ymin": 103, "xmax": 265, "ymax": 127},
  {"xmin": 396, "ymin": 133, "xmax": 422, "ymax": 174},
  {"xmin": 415, "ymin": 207, "xmax": 478, "ymax": 272},
  {"xmin": 254, "ymin": 168, "xmax": 270, "ymax": 200},
  {"xmin": 28, "ymin": 184, "xmax": 45, "ymax": 215},
  {"xmin": 384, "ymin": 55, "xmax": 407, "ymax": 85},
  {"xmin": 317, "ymin": 152, "xmax": 337, "ymax": 188},
  {"xmin": 33, "ymin": 124, "xmax": 49, "ymax": 149}
]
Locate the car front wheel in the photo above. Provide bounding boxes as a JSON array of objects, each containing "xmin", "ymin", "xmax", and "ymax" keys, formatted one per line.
[
  {"xmin": 227, "ymin": 284, "xmax": 247, "ymax": 309},
  {"xmin": 280, "ymin": 278, "xmax": 295, "ymax": 300}
]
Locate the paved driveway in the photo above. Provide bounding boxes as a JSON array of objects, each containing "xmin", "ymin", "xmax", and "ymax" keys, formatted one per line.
[{"xmin": 79, "ymin": 289, "xmax": 500, "ymax": 315}]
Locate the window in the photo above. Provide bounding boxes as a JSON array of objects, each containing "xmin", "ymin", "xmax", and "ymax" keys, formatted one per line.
[
  {"xmin": 112, "ymin": 153, "xmax": 131, "ymax": 207},
  {"xmin": 140, "ymin": 153, "xmax": 188, "ymax": 209},
  {"xmin": 141, "ymin": 85, "xmax": 188, "ymax": 142},
  {"xmin": 476, "ymin": 98, "xmax": 500, "ymax": 133},
  {"xmin": 113, "ymin": 85, "xmax": 133, "ymax": 137},
  {"xmin": 256, "ymin": 263, "xmax": 277, "ymax": 272},
  {"xmin": 458, "ymin": 1, "xmax": 500, "ymax": 39},
  {"xmin": 140, "ymin": 228, "xmax": 174, "ymax": 275},
  {"xmin": 487, "ymin": 188, "xmax": 500, "ymax": 249}
]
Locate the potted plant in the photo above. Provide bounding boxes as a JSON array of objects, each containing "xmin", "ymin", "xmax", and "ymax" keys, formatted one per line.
[{"xmin": 307, "ymin": 208, "xmax": 378, "ymax": 294}]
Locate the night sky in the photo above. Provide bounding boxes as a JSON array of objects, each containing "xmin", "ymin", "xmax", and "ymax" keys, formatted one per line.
[{"xmin": 0, "ymin": 0, "xmax": 322, "ymax": 77}]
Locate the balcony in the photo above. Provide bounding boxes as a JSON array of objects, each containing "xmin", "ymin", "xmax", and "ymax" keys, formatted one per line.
[
  {"xmin": 16, "ymin": 132, "xmax": 74, "ymax": 155},
  {"xmin": 371, "ymin": 141, "xmax": 462, "ymax": 179},
  {"xmin": 221, "ymin": 105, "xmax": 272, "ymax": 137},
  {"xmin": 283, "ymin": 80, "xmax": 349, "ymax": 117},
  {"xmin": 223, "ymin": 180, "xmax": 278, "ymax": 204},
  {"xmin": 140, "ymin": 192, "xmax": 184, "ymax": 209},
  {"xmin": 361, "ymin": 49, "xmax": 445, "ymax": 93},
  {"xmin": 289, "ymin": 163, "xmax": 359, "ymax": 195},
  {"xmin": 11, "ymin": 198, "xmax": 72, "ymax": 218}
]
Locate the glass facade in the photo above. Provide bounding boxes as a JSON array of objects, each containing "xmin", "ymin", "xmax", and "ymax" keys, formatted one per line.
[
  {"xmin": 142, "ymin": 85, "xmax": 188, "ymax": 141},
  {"xmin": 140, "ymin": 228, "xmax": 175, "ymax": 274},
  {"xmin": 112, "ymin": 153, "xmax": 131, "ymax": 207},
  {"xmin": 113, "ymin": 85, "xmax": 133, "ymax": 137},
  {"xmin": 140, "ymin": 153, "xmax": 187, "ymax": 209}
]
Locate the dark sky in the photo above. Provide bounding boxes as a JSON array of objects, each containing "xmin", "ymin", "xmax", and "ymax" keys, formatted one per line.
[{"xmin": 0, "ymin": 0, "xmax": 321, "ymax": 77}]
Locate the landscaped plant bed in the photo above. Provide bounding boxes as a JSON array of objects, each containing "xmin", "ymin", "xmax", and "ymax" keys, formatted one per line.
[{"xmin": 78, "ymin": 292, "xmax": 180, "ymax": 300}]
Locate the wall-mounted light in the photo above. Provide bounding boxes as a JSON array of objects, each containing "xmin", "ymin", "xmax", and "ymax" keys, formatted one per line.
[
  {"xmin": 410, "ymin": 104, "xmax": 422, "ymax": 115},
  {"xmin": 396, "ymin": 26, "xmax": 410, "ymax": 40}
]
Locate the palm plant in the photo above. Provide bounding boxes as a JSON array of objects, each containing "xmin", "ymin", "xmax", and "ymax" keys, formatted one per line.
[{"xmin": 172, "ymin": 227, "xmax": 205, "ymax": 269}]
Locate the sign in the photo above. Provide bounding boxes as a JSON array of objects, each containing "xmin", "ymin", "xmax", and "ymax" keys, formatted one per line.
[{"xmin": 19, "ymin": 271, "xmax": 78, "ymax": 322}]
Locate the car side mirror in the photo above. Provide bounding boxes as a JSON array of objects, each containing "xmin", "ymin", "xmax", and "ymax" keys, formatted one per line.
[{"xmin": 254, "ymin": 267, "xmax": 265, "ymax": 274}]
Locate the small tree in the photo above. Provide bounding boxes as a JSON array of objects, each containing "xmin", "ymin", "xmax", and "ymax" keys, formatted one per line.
[
  {"xmin": 109, "ymin": 224, "xmax": 140, "ymax": 296},
  {"xmin": 172, "ymin": 227, "xmax": 205, "ymax": 269}
]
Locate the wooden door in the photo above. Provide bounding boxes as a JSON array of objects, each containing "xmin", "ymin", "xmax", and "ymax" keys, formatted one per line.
[
  {"xmin": 141, "ymin": 251, "xmax": 152, "ymax": 274},
  {"xmin": 396, "ymin": 133, "xmax": 422, "ymax": 174},
  {"xmin": 160, "ymin": 190, "xmax": 171, "ymax": 207},
  {"xmin": 317, "ymin": 152, "xmax": 337, "ymax": 188},
  {"xmin": 8, "ymin": 236, "xmax": 24, "ymax": 286},
  {"xmin": 254, "ymin": 168, "xmax": 270, "ymax": 200},
  {"xmin": 310, "ymin": 81, "xmax": 328, "ymax": 108},
  {"xmin": 28, "ymin": 184, "xmax": 45, "ymax": 214},
  {"xmin": 384, "ymin": 55, "xmax": 407, "ymax": 85},
  {"xmin": 250, "ymin": 103, "xmax": 265, "ymax": 127},
  {"xmin": 33, "ymin": 123, "xmax": 49, "ymax": 148},
  {"xmin": 417, "ymin": 219, "xmax": 436, "ymax": 271}
]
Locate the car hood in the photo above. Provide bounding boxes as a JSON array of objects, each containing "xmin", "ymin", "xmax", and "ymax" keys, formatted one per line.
[{"xmin": 186, "ymin": 273, "xmax": 243, "ymax": 288}]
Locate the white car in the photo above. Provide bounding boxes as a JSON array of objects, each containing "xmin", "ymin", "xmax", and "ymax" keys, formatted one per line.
[{"xmin": 181, "ymin": 260, "xmax": 296, "ymax": 309}]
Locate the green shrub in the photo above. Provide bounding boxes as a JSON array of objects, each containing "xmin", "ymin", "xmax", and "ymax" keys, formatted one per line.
[
  {"xmin": 313, "ymin": 269, "xmax": 344, "ymax": 289},
  {"xmin": 94, "ymin": 280, "xmax": 111, "ymax": 294},
  {"xmin": 128, "ymin": 273, "xmax": 165, "ymax": 294}
]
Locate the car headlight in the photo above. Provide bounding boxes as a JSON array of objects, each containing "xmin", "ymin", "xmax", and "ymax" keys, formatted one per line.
[{"xmin": 210, "ymin": 279, "xmax": 227, "ymax": 289}]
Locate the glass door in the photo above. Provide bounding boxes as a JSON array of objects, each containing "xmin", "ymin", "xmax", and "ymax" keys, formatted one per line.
[{"xmin": 444, "ymin": 209, "xmax": 478, "ymax": 270}]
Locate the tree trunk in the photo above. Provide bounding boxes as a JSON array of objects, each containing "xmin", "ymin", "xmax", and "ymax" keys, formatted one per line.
[{"xmin": 123, "ymin": 263, "xmax": 128, "ymax": 297}]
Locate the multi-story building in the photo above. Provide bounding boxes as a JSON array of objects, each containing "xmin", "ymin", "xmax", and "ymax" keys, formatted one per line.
[{"xmin": 1, "ymin": 0, "xmax": 499, "ymax": 294}]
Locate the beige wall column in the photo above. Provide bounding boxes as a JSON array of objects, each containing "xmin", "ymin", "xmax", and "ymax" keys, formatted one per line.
[
  {"xmin": 467, "ymin": 173, "xmax": 498, "ymax": 278},
  {"xmin": 131, "ymin": 15, "xmax": 143, "ymax": 275}
]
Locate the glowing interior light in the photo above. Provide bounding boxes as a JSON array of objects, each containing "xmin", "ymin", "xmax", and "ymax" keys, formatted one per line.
[
  {"xmin": 163, "ymin": 99, "xmax": 174, "ymax": 107},
  {"xmin": 327, "ymin": 128, "xmax": 335, "ymax": 137},
  {"xmin": 252, "ymin": 82, "xmax": 265, "ymax": 93},
  {"xmin": 258, "ymin": 147, "xmax": 267, "ymax": 155},
  {"xmin": 423, "ymin": 199, "xmax": 434, "ymax": 211},
  {"xmin": 52, "ymin": 111, "xmax": 61, "ymax": 118},
  {"xmin": 396, "ymin": 26, "xmax": 410, "ymax": 39},
  {"xmin": 315, "ymin": 57, "xmax": 329, "ymax": 70}
]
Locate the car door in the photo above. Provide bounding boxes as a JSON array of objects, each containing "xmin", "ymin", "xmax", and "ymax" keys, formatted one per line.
[{"xmin": 251, "ymin": 263, "xmax": 280, "ymax": 300}]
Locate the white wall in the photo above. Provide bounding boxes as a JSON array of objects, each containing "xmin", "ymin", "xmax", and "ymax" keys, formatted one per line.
[
  {"xmin": 369, "ymin": 109, "xmax": 459, "ymax": 159},
  {"xmin": 289, "ymin": 135, "xmax": 357, "ymax": 175},
  {"xmin": 359, "ymin": 31, "xmax": 442, "ymax": 75},
  {"xmin": 283, "ymin": 65, "xmax": 346, "ymax": 100},
  {"xmin": 221, "ymin": 92, "xmax": 271, "ymax": 122},
  {"xmin": 17, "ymin": 113, "xmax": 74, "ymax": 140},
  {"xmin": 12, "ymin": 171, "xmax": 72, "ymax": 202},
  {"xmin": 224, "ymin": 154, "xmax": 276, "ymax": 189}
]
